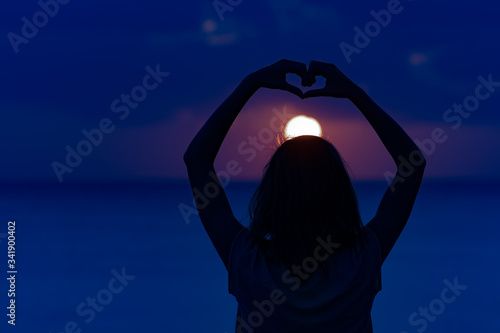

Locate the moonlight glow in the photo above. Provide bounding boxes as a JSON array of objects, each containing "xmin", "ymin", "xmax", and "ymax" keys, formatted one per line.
[{"xmin": 285, "ymin": 115, "xmax": 322, "ymax": 139}]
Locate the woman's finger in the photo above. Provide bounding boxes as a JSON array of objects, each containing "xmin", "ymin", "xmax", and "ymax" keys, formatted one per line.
[
  {"xmin": 281, "ymin": 82, "xmax": 304, "ymax": 99},
  {"xmin": 308, "ymin": 60, "xmax": 328, "ymax": 77},
  {"xmin": 278, "ymin": 60, "xmax": 310, "ymax": 86},
  {"xmin": 303, "ymin": 88, "xmax": 328, "ymax": 99}
]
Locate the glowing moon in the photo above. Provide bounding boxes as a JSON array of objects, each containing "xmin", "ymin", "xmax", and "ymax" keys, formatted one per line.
[{"xmin": 285, "ymin": 115, "xmax": 322, "ymax": 139}]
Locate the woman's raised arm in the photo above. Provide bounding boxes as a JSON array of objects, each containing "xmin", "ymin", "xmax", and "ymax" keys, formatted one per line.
[
  {"xmin": 303, "ymin": 60, "xmax": 427, "ymax": 263},
  {"xmin": 184, "ymin": 60, "xmax": 308, "ymax": 164},
  {"xmin": 183, "ymin": 59, "xmax": 309, "ymax": 269}
]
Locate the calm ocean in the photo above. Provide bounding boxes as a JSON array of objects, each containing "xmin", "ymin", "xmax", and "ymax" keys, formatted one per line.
[{"xmin": 0, "ymin": 180, "xmax": 498, "ymax": 332}]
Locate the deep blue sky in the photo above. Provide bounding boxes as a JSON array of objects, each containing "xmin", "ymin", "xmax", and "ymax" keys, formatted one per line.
[{"xmin": 1, "ymin": 0, "xmax": 499, "ymax": 183}]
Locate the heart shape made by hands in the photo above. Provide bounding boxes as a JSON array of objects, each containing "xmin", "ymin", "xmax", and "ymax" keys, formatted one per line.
[{"xmin": 286, "ymin": 73, "xmax": 326, "ymax": 95}]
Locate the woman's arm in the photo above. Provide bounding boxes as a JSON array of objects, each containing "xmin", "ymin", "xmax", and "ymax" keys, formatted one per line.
[
  {"xmin": 304, "ymin": 61, "xmax": 426, "ymax": 263},
  {"xmin": 184, "ymin": 60, "xmax": 307, "ymax": 164},
  {"xmin": 184, "ymin": 59, "xmax": 308, "ymax": 270},
  {"xmin": 183, "ymin": 78, "xmax": 258, "ymax": 166},
  {"xmin": 304, "ymin": 61, "xmax": 421, "ymax": 164}
]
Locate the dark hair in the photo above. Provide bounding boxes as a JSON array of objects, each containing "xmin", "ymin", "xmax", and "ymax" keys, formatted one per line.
[{"xmin": 249, "ymin": 135, "xmax": 363, "ymax": 273}]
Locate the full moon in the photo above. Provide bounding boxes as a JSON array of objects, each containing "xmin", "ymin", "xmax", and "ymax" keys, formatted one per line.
[{"xmin": 285, "ymin": 115, "xmax": 322, "ymax": 139}]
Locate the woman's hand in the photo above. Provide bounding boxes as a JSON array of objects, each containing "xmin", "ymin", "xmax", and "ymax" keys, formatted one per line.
[
  {"xmin": 246, "ymin": 59, "xmax": 311, "ymax": 98},
  {"xmin": 303, "ymin": 61, "xmax": 363, "ymax": 99}
]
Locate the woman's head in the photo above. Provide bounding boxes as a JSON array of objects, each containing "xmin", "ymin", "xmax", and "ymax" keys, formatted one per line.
[{"xmin": 249, "ymin": 135, "xmax": 362, "ymax": 268}]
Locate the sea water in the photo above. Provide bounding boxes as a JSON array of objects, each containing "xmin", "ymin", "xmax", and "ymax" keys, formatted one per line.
[{"xmin": 0, "ymin": 180, "xmax": 498, "ymax": 332}]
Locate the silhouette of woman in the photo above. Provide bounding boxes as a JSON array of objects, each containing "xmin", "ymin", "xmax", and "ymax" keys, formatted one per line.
[{"xmin": 184, "ymin": 59, "xmax": 426, "ymax": 332}]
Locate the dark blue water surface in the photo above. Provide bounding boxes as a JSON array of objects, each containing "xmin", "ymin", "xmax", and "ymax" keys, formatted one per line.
[{"xmin": 0, "ymin": 180, "xmax": 498, "ymax": 332}]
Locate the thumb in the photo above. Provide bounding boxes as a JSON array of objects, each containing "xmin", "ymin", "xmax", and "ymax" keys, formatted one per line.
[
  {"xmin": 282, "ymin": 83, "xmax": 304, "ymax": 99},
  {"xmin": 303, "ymin": 88, "xmax": 328, "ymax": 98}
]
